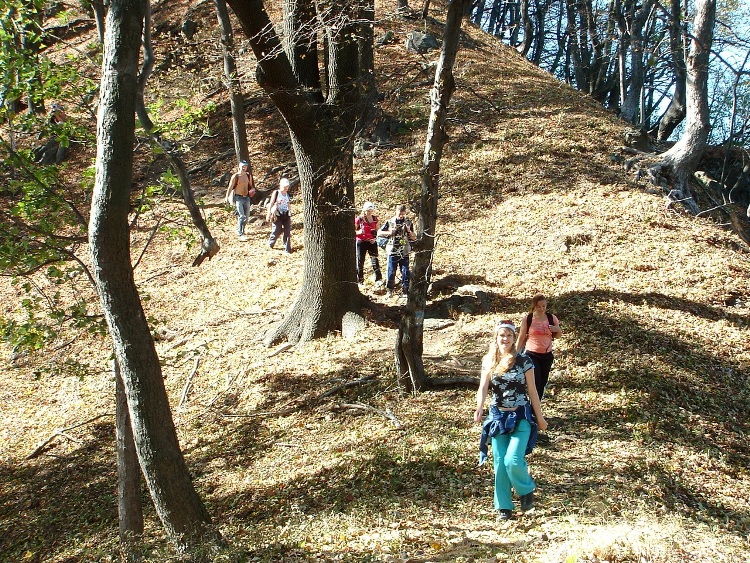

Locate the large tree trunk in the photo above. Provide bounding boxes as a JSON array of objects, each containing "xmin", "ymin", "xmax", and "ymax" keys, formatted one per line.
[
  {"xmin": 267, "ymin": 134, "xmax": 360, "ymax": 344},
  {"xmin": 396, "ymin": 0, "xmax": 472, "ymax": 393},
  {"xmin": 115, "ymin": 359, "xmax": 144, "ymax": 563},
  {"xmin": 89, "ymin": 0, "xmax": 219, "ymax": 553},
  {"xmin": 214, "ymin": 0, "xmax": 249, "ymax": 163},
  {"xmin": 652, "ymin": 0, "xmax": 715, "ymax": 203},
  {"xmin": 227, "ymin": 0, "xmax": 372, "ymax": 345}
]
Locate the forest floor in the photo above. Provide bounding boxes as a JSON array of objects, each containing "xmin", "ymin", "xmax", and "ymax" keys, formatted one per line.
[{"xmin": 1, "ymin": 1, "xmax": 749, "ymax": 562}]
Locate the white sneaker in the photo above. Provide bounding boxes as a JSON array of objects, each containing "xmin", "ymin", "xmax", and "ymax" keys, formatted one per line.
[
  {"xmin": 374, "ymin": 280, "xmax": 384, "ymax": 288},
  {"xmin": 238, "ymin": 234, "xmax": 248, "ymax": 241},
  {"xmin": 386, "ymin": 290, "xmax": 393, "ymax": 299}
]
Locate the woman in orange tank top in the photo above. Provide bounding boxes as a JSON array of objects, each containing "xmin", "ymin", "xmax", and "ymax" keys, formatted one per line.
[{"xmin": 515, "ymin": 294, "xmax": 561, "ymax": 401}]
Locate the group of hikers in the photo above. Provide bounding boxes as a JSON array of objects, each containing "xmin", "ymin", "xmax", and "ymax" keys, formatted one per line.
[
  {"xmin": 224, "ymin": 161, "xmax": 561, "ymax": 519},
  {"xmin": 224, "ymin": 162, "xmax": 292, "ymax": 253},
  {"xmin": 224, "ymin": 162, "xmax": 417, "ymax": 297}
]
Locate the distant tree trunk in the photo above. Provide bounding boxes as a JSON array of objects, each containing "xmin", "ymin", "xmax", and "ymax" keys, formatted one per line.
[
  {"xmin": 214, "ymin": 0, "xmax": 249, "ymax": 163},
  {"xmin": 517, "ymin": 0, "xmax": 533, "ymax": 57},
  {"xmin": 226, "ymin": 0, "xmax": 374, "ymax": 345},
  {"xmin": 359, "ymin": 0, "xmax": 377, "ymax": 102},
  {"xmin": 21, "ymin": 0, "xmax": 45, "ymax": 114},
  {"xmin": 619, "ymin": 0, "xmax": 656, "ymax": 124},
  {"xmin": 529, "ymin": 0, "xmax": 549, "ymax": 66},
  {"xmin": 396, "ymin": 0, "xmax": 472, "ymax": 393},
  {"xmin": 115, "ymin": 358, "xmax": 143, "ymax": 563},
  {"xmin": 90, "ymin": 0, "xmax": 219, "ymax": 553},
  {"xmin": 136, "ymin": 2, "xmax": 220, "ymax": 267},
  {"xmin": 473, "ymin": 0, "xmax": 487, "ymax": 25},
  {"xmin": 591, "ymin": 0, "xmax": 617, "ymax": 102},
  {"xmin": 564, "ymin": 0, "xmax": 586, "ymax": 90},
  {"xmin": 91, "ymin": 0, "xmax": 107, "ymax": 42},
  {"xmin": 652, "ymin": 0, "xmax": 716, "ymax": 204},
  {"xmin": 649, "ymin": 0, "xmax": 687, "ymax": 140},
  {"xmin": 487, "ymin": 0, "xmax": 502, "ymax": 36}
]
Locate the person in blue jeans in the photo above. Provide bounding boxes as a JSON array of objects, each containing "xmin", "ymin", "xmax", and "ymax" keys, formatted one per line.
[
  {"xmin": 475, "ymin": 320, "xmax": 547, "ymax": 520},
  {"xmin": 380, "ymin": 204, "xmax": 416, "ymax": 298},
  {"xmin": 224, "ymin": 160, "xmax": 256, "ymax": 241}
]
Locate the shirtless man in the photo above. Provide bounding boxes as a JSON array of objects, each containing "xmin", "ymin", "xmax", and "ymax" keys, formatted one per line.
[{"xmin": 225, "ymin": 160, "xmax": 256, "ymax": 240}]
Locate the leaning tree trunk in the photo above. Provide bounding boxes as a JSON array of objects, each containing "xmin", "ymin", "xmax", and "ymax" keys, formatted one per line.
[
  {"xmin": 214, "ymin": 0, "xmax": 249, "ymax": 163},
  {"xmin": 115, "ymin": 359, "xmax": 144, "ymax": 563},
  {"xmin": 90, "ymin": 0, "xmax": 219, "ymax": 553},
  {"xmin": 517, "ymin": 0, "xmax": 533, "ymax": 58},
  {"xmin": 651, "ymin": 0, "xmax": 715, "ymax": 206},
  {"xmin": 136, "ymin": 1, "xmax": 220, "ymax": 267},
  {"xmin": 396, "ymin": 0, "xmax": 473, "ymax": 393}
]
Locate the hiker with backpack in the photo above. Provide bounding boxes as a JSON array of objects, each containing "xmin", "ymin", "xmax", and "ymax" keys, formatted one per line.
[
  {"xmin": 475, "ymin": 319, "xmax": 547, "ymax": 520},
  {"xmin": 224, "ymin": 160, "xmax": 256, "ymax": 241},
  {"xmin": 355, "ymin": 202, "xmax": 383, "ymax": 287},
  {"xmin": 515, "ymin": 294, "xmax": 561, "ymax": 401},
  {"xmin": 266, "ymin": 177, "xmax": 292, "ymax": 253},
  {"xmin": 379, "ymin": 204, "xmax": 416, "ymax": 298}
]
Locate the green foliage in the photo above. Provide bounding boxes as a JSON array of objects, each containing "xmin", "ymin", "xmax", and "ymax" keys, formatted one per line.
[
  {"xmin": 143, "ymin": 98, "xmax": 217, "ymax": 141},
  {"xmin": 0, "ymin": 312, "xmax": 56, "ymax": 354},
  {"xmin": 0, "ymin": 0, "xmax": 45, "ymax": 111},
  {"xmin": 0, "ymin": 141, "xmax": 97, "ymax": 357}
]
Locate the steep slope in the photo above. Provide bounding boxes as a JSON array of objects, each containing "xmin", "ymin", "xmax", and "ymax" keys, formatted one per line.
[{"xmin": 0, "ymin": 2, "xmax": 748, "ymax": 561}]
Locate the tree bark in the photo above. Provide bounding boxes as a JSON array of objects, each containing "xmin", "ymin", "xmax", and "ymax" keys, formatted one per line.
[
  {"xmin": 226, "ymin": 0, "xmax": 374, "ymax": 345},
  {"xmin": 213, "ymin": 0, "xmax": 249, "ymax": 163},
  {"xmin": 89, "ymin": 0, "xmax": 219, "ymax": 553},
  {"xmin": 653, "ymin": 0, "xmax": 716, "ymax": 202},
  {"xmin": 396, "ymin": 0, "xmax": 472, "ymax": 393},
  {"xmin": 115, "ymin": 358, "xmax": 144, "ymax": 563}
]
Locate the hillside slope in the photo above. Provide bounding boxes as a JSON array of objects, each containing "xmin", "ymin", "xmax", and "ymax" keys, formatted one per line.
[{"xmin": 1, "ymin": 2, "xmax": 749, "ymax": 562}]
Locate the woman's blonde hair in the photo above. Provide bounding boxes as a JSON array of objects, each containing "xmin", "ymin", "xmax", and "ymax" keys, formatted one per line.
[{"xmin": 481, "ymin": 321, "xmax": 517, "ymax": 376}]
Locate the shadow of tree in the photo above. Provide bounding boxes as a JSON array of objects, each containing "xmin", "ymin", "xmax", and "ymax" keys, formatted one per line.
[
  {"xmin": 5, "ymin": 285, "xmax": 747, "ymax": 561},
  {"xmin": 0, "ymin": 422, "xmax": 125, "ymax": 562}
]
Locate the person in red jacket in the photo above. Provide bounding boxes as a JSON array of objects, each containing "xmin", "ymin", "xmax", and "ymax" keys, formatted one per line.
[{"xmin": 354, "ymin": 202, "xmax": 383, "ymax": 287}]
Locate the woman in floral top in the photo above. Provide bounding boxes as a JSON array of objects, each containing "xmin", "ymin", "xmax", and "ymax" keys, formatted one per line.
[{"xmin": 475, "ymin": 320, "xmax": 547, "ymax": 520}]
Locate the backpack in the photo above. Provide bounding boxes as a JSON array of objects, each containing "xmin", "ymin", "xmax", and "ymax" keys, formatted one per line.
[
  {"xmin": 265, "ymin": 190, "xmax": 280, "ymax": 223},
  {"xmin": 376, "ymin": 221, "xmax": 389, "ymax": 249},
  {"xmin": 526, "ymin": 312, "xmax": 557, "ymax": 338}
]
